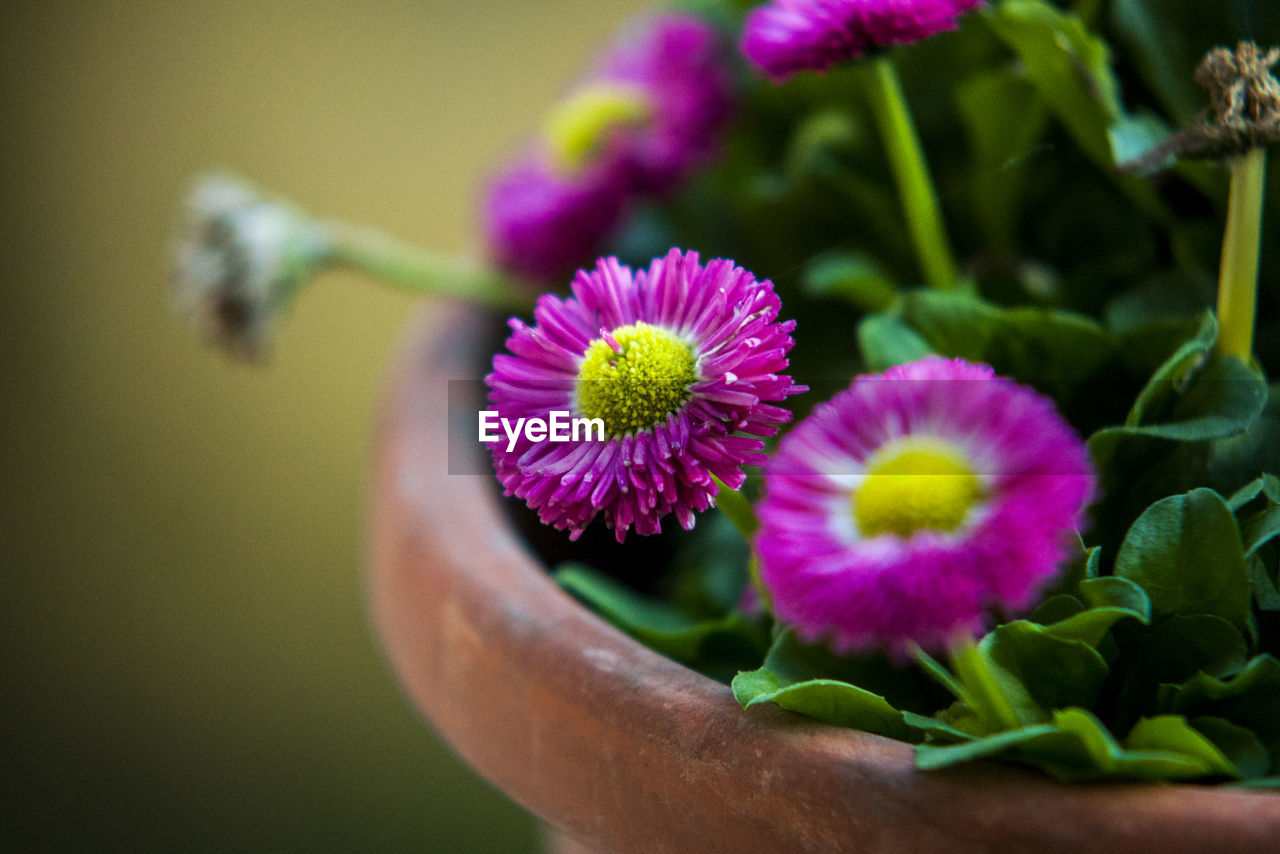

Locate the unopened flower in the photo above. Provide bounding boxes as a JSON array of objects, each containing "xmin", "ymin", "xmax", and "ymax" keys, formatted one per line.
[
  {"xmin": 172, "ymin": 174, "xmax": 322, "ymax": 360},
  {"xmin": 742, "ymin": 0, "xmax": 984, "ymax": 81},
  {"xmin": 486, "ymin": 248, "xmax": 804, "ymax": 541},
  {"xmin": 484, "ymin": 14, "xmax": 734, "ymax": 282},
  {"xmin": 756, "ymin": 356, "xmax": 1094, "ymax": 656}
]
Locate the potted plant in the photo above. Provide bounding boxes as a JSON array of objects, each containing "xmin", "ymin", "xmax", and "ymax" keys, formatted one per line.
[{"xmin": 174, "ymin": 1, "xmax": 1280, "ymax": 849}]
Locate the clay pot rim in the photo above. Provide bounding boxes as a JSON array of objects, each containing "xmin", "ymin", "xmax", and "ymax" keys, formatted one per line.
[{"xmin": 367, "ymin": 304, "xmax": 1280, "ymax": 853}]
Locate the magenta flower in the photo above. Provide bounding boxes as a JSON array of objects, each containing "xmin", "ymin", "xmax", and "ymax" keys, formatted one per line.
[
  {"xmin": 598, "ymin": 13, "xmax": 736, "ymax": 194},
  {"xmin": 756, "ymin": 356, "xmax": 1095, "ymax": 656},
  {"xmin": 483, "ymin": 156, "xmax": 628, "ymax": 283},
  {"xmin": 484, "ymin": 14, "xmax": 734, "ymax": 282},
  {"xmin": 485, "ymin": 248, "xmax": 804, "ymax": 542},
  {"xmin": 742, "ymin": 0, "xmax": 985, "ymax": 81}
]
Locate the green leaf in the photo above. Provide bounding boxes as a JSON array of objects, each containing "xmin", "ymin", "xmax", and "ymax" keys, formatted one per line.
[
  {"xmin": 1125, "ymin": 715, "xmax": 1240, "ymax": 778},
  {"xmin": 896, "ymin": 289, "xmax": 1002, "ymax": 361},
  {"xmin": 732, "ymin": 675, "xmax": 917, "ymax": 741},
  {"xmin": 1092, "ymin": 314, "xmax": 1268, "ymax": 444},
  {"xmin": 1078, "ymin": 576, "xmax": 1151, "ymax": 615},
  {"xmin": 1144, "ymin": 615, "xmax": 1248, "ymax": 684},
  {"xmin": 1241, "ymin": 502, "xmax": 1280, "ymax": 560},
  {"xmin": 984, "ymin": 622, "xmax": 1110, "ymax": 712},
  {"xmin": 1044, "ymin": 577, "xmax": 1151, "ymax": 647},
  {"xmin": 988, "ymin": 306, "xmax": 1118, "ymax": 403},
  {"xmin": 1267, "ymin": 474, "xmax": 1280, "ymax": 505},
  {"xmin": 892, "ymin": 289, "xmax": 1115, "ymax": 404},
  {"xmin": 1248, "ymin": 559, "xmax": 1280, "ymax": 612},
  {"xmin": 1114, "ymin": 488, "xmax": 1251, "ymax": 630},
  {"xmin": 746, "ymin": 629, "xmax": 948, "ymax": 714},
  {"xmin": 1030, "ymin": 594, "xmax": 1085, "ymax": 626},
  {"xmin": 952, "ymin": 635, "xmax": 1038, "ymax": 730},
  {"xmin": 857, "ymin": 313, "xmax": 934, "ymax": 371},
  {"xmin": 901, "ymin": 710, "xmax": 972, "ymax": 743},
  {"xmin": 1169, "ymin": 655, "xmax": 1280, "ymax": 771},
  {"xmin": 731, "ymin": 629, "xmax": 945, "ymax": 741},
  {"xmin": 1208, "ymin": 384, "xmax": 1280, "ymax": 485},
  {"xmin": 983, "ymin": 0, "xmax": 1165, "ymax": 217},
  {"xmin": 954, "ymin": 67, "xmax": 1046, "ymax": 251},
  {"xmin": 804, "ymin": 251, "xmax": 896, "ymax": 311},
  {"xmin": 1190, "ymin": 717, "xmax": 1272, "ymax": 779},
  {"xmin": 555, "ymin": 564, "xmax": 766, "ymax": 669},
  {"xmin": 916, "ymin": 707, "xmax": 1228, "ymax": 780},
  {"xmin": 984, "ymin": 0, "xmax": 1119, "ymax": 163},
  {"xmin": 709, "ymin": 476, "xmax": 758, "ymax": 537},
  {"xmin": 1052, "ymin": 708, "xmax": 1223, "ymax": 781},
  {"xmin": 1228, "ymin": 476, "xmax": 1268, "ymax": 512},
  {"xmin": 915, "ymin": 723, "xmax": 1064, "ymax": 769}
]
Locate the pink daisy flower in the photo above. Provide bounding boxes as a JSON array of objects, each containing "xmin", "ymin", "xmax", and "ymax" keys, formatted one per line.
[
  {"xmin": 742, "ymin": 0, "xmax": 985, "ymax": 81},
  {"xmin": 485, "ymin": 248, "xmax": 804, "ymax": 542},
  {"xmin": 598, "ymin": 12, "xmax": 736, "ymax": 194},
  {"xmin": 756, "ymin": 356, "xmax": 1095, "ymax": 656},
  {"xmin": 484, "ymin": 14, "xmax": 734, "ymax": 282},
  {"xmin": 483, "ymin": 156, "xmax": 629, "ymax": 283}
]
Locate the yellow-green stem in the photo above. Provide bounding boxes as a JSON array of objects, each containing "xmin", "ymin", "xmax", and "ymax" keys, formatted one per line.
[
  {"xmin": 864, "ymin": 57, "xmax": 959, "ymax": 289},
  {"xmin": 1216, "ymin": 147, "xmax": 1266, "ymax": 361},
  {"xmin": 319, "ymin": 221, "xmax": 532, "ymax": 313}
]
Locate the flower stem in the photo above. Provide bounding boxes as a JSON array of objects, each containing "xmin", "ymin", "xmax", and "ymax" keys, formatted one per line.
[
  {"xmin": 864, "ymin": 57, "xmax": 959, "ymax": 289},
  {"xmin": 710, "ymin": 474, "xmax": 772, "ymax": 612},
  {"xmin": 1215, "ymin": 147, "xmax": 1267, "ymax": 361},
  {"xmin": 317, "ymin": 221, "xmax": 532, "ymax": 313}
]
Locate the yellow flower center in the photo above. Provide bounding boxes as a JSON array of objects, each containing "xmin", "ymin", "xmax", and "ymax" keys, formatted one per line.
[
  {"xmin": 543, "ymin": 84, "xmax": 652, "ymax": 173},
  {"xmin": 576, "ymin": 322, "xmax": 699, "ymax": 437},
  {"xmin": 853, "ymin": 439, "xmax": 984, "ymax": 538}
]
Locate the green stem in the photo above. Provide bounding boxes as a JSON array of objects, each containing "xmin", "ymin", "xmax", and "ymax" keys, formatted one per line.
[
  {"xmin": 1216, "ymin": 147, "xmax": 1266, "ymax": 361},
  {"xmin": 710, "ymin": 474, "xmax": 771, "ymax": 613},
  {"xmin": 864, "ymin": 57, "xmax": 959, "ymax": 289},
  {"xmin": 318, "ymin": 221, "xmax": 532, "ymax": 313},
  {"xmin": 949, "ymin": 635, "xmax": 1022, "ymax": 732}
]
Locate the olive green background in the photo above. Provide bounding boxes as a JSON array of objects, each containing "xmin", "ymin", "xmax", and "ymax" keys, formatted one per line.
[{"xmin": 1, "ymin": 1, "xmax": 644, "ymax": 850}]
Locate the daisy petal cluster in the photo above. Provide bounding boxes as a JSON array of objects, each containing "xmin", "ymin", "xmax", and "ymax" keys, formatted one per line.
[
  {"xmin": 742, "ymin": 0, "xmax": 985, "ymax": 81},
  {"xmin": 756, "ymin": 356, "xmax": 1094, "ymax": 656},
  {"xmin": 484, "ymin": 14, "xmax": 734, "ymax": 282},
  {"xmin": 486, "ymin": 248, "xmax": 804, "ymax": 541}
]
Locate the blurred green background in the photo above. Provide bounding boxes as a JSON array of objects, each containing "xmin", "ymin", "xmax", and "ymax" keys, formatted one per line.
[{"xmin": 1, "ymin": 1, "xmax": 644, "ymax": 849}]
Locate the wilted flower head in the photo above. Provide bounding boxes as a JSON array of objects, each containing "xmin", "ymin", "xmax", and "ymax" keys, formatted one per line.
[
  {"xmin": 484, "ymin": 14, "xmax": 734, "ymax": 282},
  {"xmin": 742, "ymin": 0, "xmax": 984, "ymax": 81},
  {"xmin": 486, "ymin": 248, "xmax": 804, "ymax": 541},
  {"xmin": 756, "ymin": 356, "xmax": 1094, "ymax": 656},
  {"xmin": 172, "ymin": 174, "xmax": 322, "ymax": 360}
]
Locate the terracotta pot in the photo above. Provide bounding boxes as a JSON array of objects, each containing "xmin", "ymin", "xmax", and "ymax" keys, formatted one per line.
[{"xmin": 367, "ymin": 305, "xmax": 1280, "ymax": 853}]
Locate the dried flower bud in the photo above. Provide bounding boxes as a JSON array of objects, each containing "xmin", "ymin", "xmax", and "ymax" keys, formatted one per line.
[
  {"xmin": 1120, "ymin": 42, "xmax": 1280, "ymax": 173},
  {"xmin": 1196, "ymin": 42, "xmax": 1280, "ymax": 132},
  {"xmin": 172, "ymin": 174, "xmax": 324, "ymax": 361}
]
